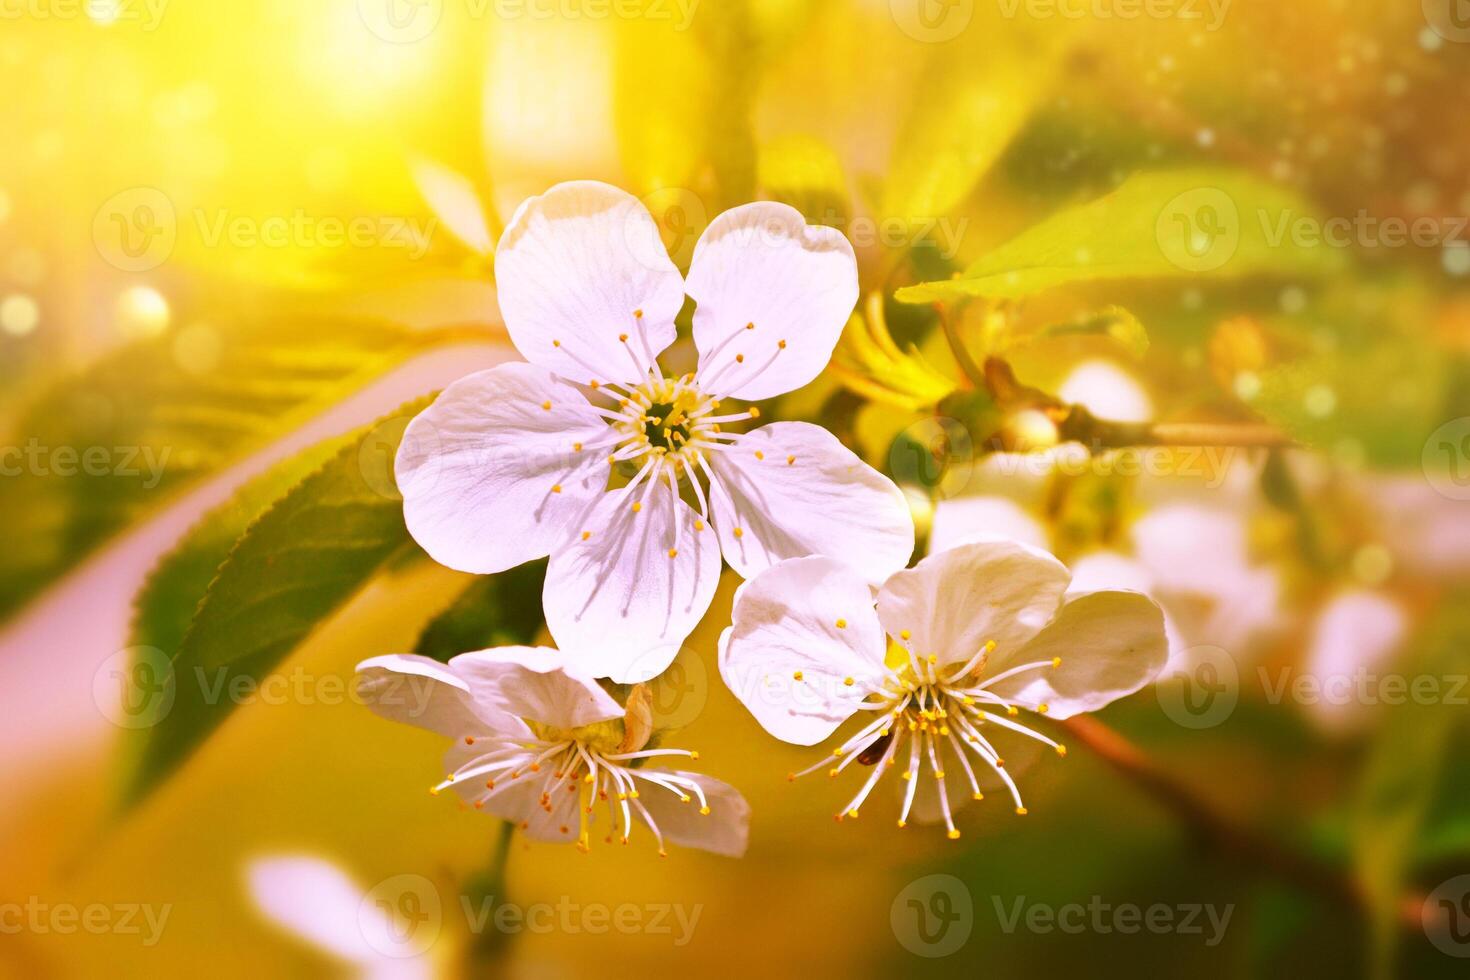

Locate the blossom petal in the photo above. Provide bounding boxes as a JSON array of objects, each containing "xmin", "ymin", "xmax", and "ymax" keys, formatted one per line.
[
  {"xmin": 495, "ymin": 181, "xmax": 684, "ymax": 384},
  {"xmin": 439, "ymin": 748, "xmax": 582, "ymax": 843},
  {"xmin": 543, "ymin": 486, "xmax": 721, "ymax": 683},
  {"xmin": 634, "ymin": 772, "xmax": 751, "ymax": 857},
  {"xmin": 686, "ymin": 202, "xmax": 858, "ymax": 400},
  {"xmin": 246, "ymin": 857, "xmax": 403, "ymax": 970},
  {"xmin": 396, "ymin": 362, "xmax": 610, "ymax": 575},
  {"xmin": 355, "ymin": 654, "xmax": 521, "ymax": 738},
  {"xmin": 876, "ymin": 541, "xmax": 1070, "ymax": 668},
  {"xmin": 411, "ymin": 157, "xmax": 493, "ymax": 255},
  {"xmin": 707, "ymin": 422, "xmax": 914, "ymax": 584},
  {"xmin": 446, "ymin": 646, "xmax": 623, "ymax": 730},
  {"xmin": 987, "ymin": 591, "xmax": 1168, "ymax": 719},
  {"xmin": 718, "ymin": 556, "xmax": 886, "ymax": 745},
  {"xmin": 929, "ymin": 495, "xmax": 1047, "ymax": 554}
]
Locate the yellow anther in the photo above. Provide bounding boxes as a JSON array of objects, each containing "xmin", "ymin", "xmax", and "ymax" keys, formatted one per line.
[
  {"xmin": 619, "ymin": 333, "xmax": 629, "ymax": 342},
  {"xmin": 847, "ymin": 808, "xmax": 859, "ymax": 818},
  {"xmin": 694, "ymin": 519, "xmax": 705, "ymax": 531},
  {"xmin": 551, "ymin": 484, "xmax": 562, "ymax": 494},
  {"xmin": 634, "ymin": 309, "xmax": 644, "ymax": 318},
  {"xmin": 572, "ymin": 442, "xmax": 582, "ymax": 452},
  {"xmin": 699, "ymin": 806, "xmax": 710, "ymax": 815},
  {"xmin": 1015, "ymin": 807, "xmax": 1028, "ymax": 816},
  {"xmin": 463, "ymin": 735, "xmax": 475, "ymax": 745},
  {"xmin": 833, "ymin": 747, "xmax": 845, "ymax": 757},
  {"xmin": 1007, "ymin": 706, "xmax": 1019, "ymax": 717},
  {"xmin": 631, "ymin": 501, "xmax": 642, "ymax": 513},
  {"xmin": 900, "ymin": 629, "xmax": 911, "ymax": 640},
  {"xmin": 690, "ymin": 750, "xmax": 700, "ymax": 760},
  {"xmin": 1038, "ymin": 703, "xmax": 1050, "ymax": 714},
  {"xmin": 778, "ymin": 339, "xmax": 787, "ymax": 349},
  {"xmin": 1055, "ymin": 744, "xmax": 1067, "ymax": 757},
  {"xmin": 735, "ymin": 354, "xmax": 745, "ymax": 363},
  {"xmin": 748, "ymin": 406, "xmax": 760, "ymax": 418},
  {"xmin": 947, "ymin": 829, "xmax": 961, "ymax": 840},
  {"xmin": 581, "ymin": 531, "xmax": 591, "ymax": 541},
  {"xmin": 786, "ymin": 455, "xmax": 795, "ymax": 465},
  {"xmin": 897, "ymin": 820, "xmax": 907, "ymax": 828},
  {"xmin": 972, "ymin": 791, "xmax": 984, "ymax": 801},
  {"xmin": 679, "ymin": 795, "xmax": 691, "ymax": 803},
  {"xmin": 733, "ymin": 527, "xmax": 744, "ymax": 538},
  {"xmin": 1052, "ymin": 657, "xmax": 1062, "ymax": 668},
  {"xmin": 835, "ymin": 618, "xmax": 847, "ymax": 629},
  {"xmin": 934, "ymin": 770, "xmax": 946, "ymax": 779},
  {"xmin": 541, "ymin": 400, "xmax": 552, "ymax": 411},
  {"xmin": 755, "ymin": 450, "xmax": 764, "ymax": 460},
  {"xmin": 828, "ymin": 768, "xmax": 839, "ymax": 777},
  {"xmin": 428, "ymin": 786, "xmax": 439, "ymax": 796},
  {"xmin": 552, "ymin": 339, "xmax": 561, "ymax": 347},
  {"xmin": 844, "ymin": 676, "xmax": 854, "ymax": 686},
  {"xmin": 668, "ymin": 548, "xmax": 678, "ymax": 558},
  {"xmin": 793, "ymin": 670, "xmax": 804, "ymax": 681},
  {"xmin": 745, "ymin": 322, "xmax": 755, "ymax": 330}
]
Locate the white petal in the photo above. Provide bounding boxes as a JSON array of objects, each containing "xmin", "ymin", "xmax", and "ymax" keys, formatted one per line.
[
  {"xmin": 246, "ymin": 856, "xmax": 379, "ymax": 965},
  {"xmin": 396, "ymin": 362, "xmax": 610, "ymax": 575},
  {"xmin": 1304, "ymin": 589, "xmax": 1406, "ymax": 732},
  {"xmin": 686, "ymin": 202, "xmax": 858, "ymax": 400},
  {"xmin": 718, "ymin": 556, "xmax": 886, "ymax": 745},
  {"xmin": 928, "ymin": 496, "xmax": 1047, "ymax": 554},
  {"xmin": 494, "ymin": 181, "xmax": 684, "ymax": 384},
  {"xmin": 877, "ymin": 541, "xmax": 1070, "ymax": 668},
  {"xmin": 543, "ymin": 486, "xmax": 721, "ymax": 683},
  {"xmin": 988, "ymin": 591, "xmax": 1168, "ymax": 719},
  {"xmin": 635, "ymin": 772, "xmax": 751, "ymax": 857},
  {"xmin": 355, "ymin": 654, "xmax": 517, "ymax": 738},
  {"xmin": 1068, "ymin": 551, "xmax": 1187, "ymax": 660},
  {"xmin": 411, "ymin": 157, "xmax": 493, "ymax": 255},
  {"xmin": 1057, "ymin": 360, "xmax": 1153, "ymax": 423},
  {"xmin": 441, "ymin": 745, "xmax": 582, "ymax": 843},
  {"xmin": 446, "ymin": 646, "xmax": 623, "ymax": 730},
  {"xmin": 707, "ymin": 422, "xmax": 914, "ymax": 585}
]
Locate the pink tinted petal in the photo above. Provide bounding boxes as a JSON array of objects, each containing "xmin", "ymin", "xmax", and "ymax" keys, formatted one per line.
[
  {"xmin": 687, "ymin": 202, "xmax": 858, "ymax": 400},
  {"xmin": 718, "ymin": 556, "xmax": 886, "ymax": 745},
  {"xmin": 929, "ymin": 496, "xmax": 1047, "ymax": 554},
  {"xmin": 355, "ymin": 654, "xmax": 522, "ymax": 738},
  {"xmin": 707, "ymin": 422, "xmax": 914, "ymax": 585},
  {"xmin": 447, "ymin": 646, "xmax": 623, "ymax": 730},
  {"xmin": 494, "ymin": 181, "xmax": 684, "ymax": 384},
  {"xmin": 877, "ymin": 541, "xmax": 1070, "ymax": 669},
  {"xmin": 396, "ymin": 362, "xmax": 609, "ymax": 574},
  {"xmin": 543, "ymin": 487, "xmax": 721, "ymax": 683},
  {"xmin": 634, "ymin": 772, "xmax": 750, "ymax": 857}
]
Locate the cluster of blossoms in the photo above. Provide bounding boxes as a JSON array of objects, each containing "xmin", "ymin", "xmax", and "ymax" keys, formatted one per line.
[{"xmin": 357, "ymin": 181, "xmax": 1169, "ymax": 856}]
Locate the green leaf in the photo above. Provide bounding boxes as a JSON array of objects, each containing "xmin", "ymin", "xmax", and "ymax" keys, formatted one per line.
[
  {"xmin": 414, "ymin": 561, "xmax": 548, "ymax": 664},
  {"xmin": 880, "ymin": 32, "xmax": 1062, "ymax": 227},
  {"xmin": 896, "ymin": 168, "xmax": 1349, "ymax": 304},
  {"xmin": 1351, "ymin": 595, "xmax": 1470, "ymax": 978},
  {"xmin": 118, "ymin": 400, "xmax": 432, "ymax": 811},
  {"xmin": 1, "ymin": 314, "xmax": 467, "ymax": 625},
  {"xmin": 980, "ymin": 304, "xmax": 1150, "ymax": 359}
]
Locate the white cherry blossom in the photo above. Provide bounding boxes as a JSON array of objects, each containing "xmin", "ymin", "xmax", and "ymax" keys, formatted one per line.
[
  {"xmin": 718, "ymin": 542, "xmax": 1167, "ymax": 836},
  {"xmin": 356, "ymin": 646, "xmax": 749, "ymax": 857},
  {"xmin": 396, "ymin": 180, "xmax": 914, "ymax": 682}
]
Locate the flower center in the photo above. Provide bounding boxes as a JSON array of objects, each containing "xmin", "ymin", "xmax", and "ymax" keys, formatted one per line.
[
  {"xmin": 433, "ymin": 728, "xmax": 711, "ymax": 856},
  {"xmin": 787, "ymin": 639, "xmax": 1068, "ymax": 838}
]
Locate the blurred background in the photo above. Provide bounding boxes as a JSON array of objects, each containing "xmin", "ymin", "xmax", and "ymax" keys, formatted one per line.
[{"xmin": 2, "ymin": 0, "xmax": 1469, "ymax": 977}]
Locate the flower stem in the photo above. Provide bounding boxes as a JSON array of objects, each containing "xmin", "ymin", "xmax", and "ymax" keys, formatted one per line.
[
  {"xmin": 1060, "ymin": 716, "xmax": 1419, "ymax": 929},
  {"xmin": 463, "ymin": 821, "xmax": 517, "ymax": 968}
]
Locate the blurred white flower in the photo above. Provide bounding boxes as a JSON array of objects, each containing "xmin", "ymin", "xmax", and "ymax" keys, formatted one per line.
[
  {"xmin": 357, "ymin": 646, "xmax": 749, "ymax": 857},
  {"xmin": 396, "ymin": 181, "xmax": 913, "ymax": 681},
  {"xmin": 1302, "ymin": 589, "xmax": 1408, "ymax": 734},
  {"xmin": 246, "ymin": 856, "xmax": 436, "ymax": 980},
  {"xmin": 1058, "ymin": 359, "xmax": 1153, "ymax": 423},
  {"xmin": 718, "ymin": 542, "xmax": 1167, "ymax": 836}
]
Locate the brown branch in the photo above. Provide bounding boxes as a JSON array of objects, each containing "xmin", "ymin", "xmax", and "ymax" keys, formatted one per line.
[{"xmin": 1061, "ymin": 716, "xmax": 1419, "ymax": 930}]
